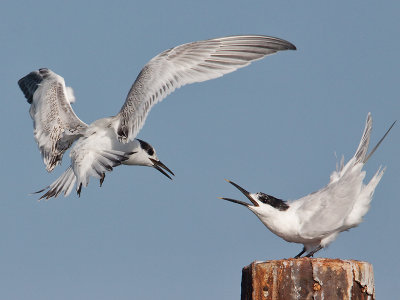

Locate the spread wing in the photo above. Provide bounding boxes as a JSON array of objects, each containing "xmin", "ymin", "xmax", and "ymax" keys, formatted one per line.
[
  {"xmin": 115, "ymin": 35, "xmax": 296, "ymax": 142},
  {"xmin": 18, "ymin": 68, "xmax": 88, "ymax": 172},
  {"xmin": 297, "ymin": 113, "xmax": 375, "ymax": 238}
]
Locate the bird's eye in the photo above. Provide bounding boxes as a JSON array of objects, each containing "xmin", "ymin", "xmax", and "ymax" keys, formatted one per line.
[
  {"xmin": 257, "ymin": 193, "xmax": 269, "ymax": 204},
  {"xmin": 147, "ymin": 148, "xmax": 154, "ymax": 156},
  {"xmin": 137, "ymin": 139, "xmax": 154, "ymax": 156}
]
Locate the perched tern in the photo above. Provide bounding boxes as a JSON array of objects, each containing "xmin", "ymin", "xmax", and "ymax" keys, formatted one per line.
[
  {"xmin": 18, "ymin": 35, "xmax": 296, "ymax": 199},
  {"xmin": 219, "ymin": 113, "xmax": 395, "ymax": 258}
]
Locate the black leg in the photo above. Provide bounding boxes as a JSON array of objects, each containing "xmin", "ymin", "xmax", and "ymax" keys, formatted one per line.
[
  {"xmin": 294, "ymin": 247, "xmax": 306, "ymax": 258},
  {"xmin": 305, "ymin": 245, "xmax": 323, "ymax": 258},
  {"xmin": 77, "ymin": 183, "xmax": 82, "ymax": 197},
  {"xmin": 100, "ymin": 173, "xmax": 105, "ymax": 187}
]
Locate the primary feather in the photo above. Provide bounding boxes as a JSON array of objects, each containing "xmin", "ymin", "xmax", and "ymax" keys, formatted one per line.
[{"xmin": 115, "ymin": 35, "xmax": 296, "ymax": 142}]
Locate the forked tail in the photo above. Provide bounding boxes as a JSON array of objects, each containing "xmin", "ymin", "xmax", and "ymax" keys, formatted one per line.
[{"xmin": 33, "ymin": 166, "xmax": 76, "ymax": 200}]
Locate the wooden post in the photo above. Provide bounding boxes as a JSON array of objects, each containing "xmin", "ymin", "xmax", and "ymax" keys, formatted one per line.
[{"xmin": 241, "ymin": 258, "xmax": 375, "ymax": 300}]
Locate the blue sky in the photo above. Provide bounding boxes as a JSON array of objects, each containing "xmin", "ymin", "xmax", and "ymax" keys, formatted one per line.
[{"xmin": 1, "ymin": 1, "xmax": 399, "ymax": 299}]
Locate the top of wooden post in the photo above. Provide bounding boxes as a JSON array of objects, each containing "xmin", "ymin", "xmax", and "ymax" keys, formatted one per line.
[{"xmin": 241, "ymin": 258, "xmax": 375, "ymax": 300}]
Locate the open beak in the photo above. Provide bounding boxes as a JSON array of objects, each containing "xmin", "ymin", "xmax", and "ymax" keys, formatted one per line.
[
  {"xmin": 149, "ymin": 158, "xmax": 175, "ymax": 180},
  {"xmin": 218, "ymin": 179, "xmax": 259, "ymax": 207}
]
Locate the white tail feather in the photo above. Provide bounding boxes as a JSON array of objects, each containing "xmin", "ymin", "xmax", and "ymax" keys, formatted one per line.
[{"xmin": 37, "ymin": 166, "xmax": 76, "ymax": 200}]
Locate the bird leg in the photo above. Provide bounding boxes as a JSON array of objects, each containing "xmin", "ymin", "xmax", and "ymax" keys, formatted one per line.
[
  {"xmin": 100, "ymin": 173, "xmax": 105, "ymax": 187},
  {"xmin": 294, "ymin": 247, "xmax": 306, "ymax": 258},
  {"xmin": 305, "ymin": 245, "xmax": 323, "ymax": 258},
  {"xmin": 77, "ymin": 183, "xmax": 82, "ymax": 197}
]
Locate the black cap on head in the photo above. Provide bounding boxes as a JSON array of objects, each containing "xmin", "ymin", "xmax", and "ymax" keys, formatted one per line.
[{"xmin": 137, "ymin": 139, "xmax": 154, "ymax": 156}]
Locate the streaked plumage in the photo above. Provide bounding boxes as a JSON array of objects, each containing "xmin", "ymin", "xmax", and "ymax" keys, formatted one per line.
[
  {"xmin": 219, "ymin": 113, "xmax": 395, "ymax": 257},
  {"xmin": 18, "ymin": 35, "xmax": 296, "ymax": 199},
  {"xmin": 20, "ymin": 69, "xmax": 87, "ymax": 172}
]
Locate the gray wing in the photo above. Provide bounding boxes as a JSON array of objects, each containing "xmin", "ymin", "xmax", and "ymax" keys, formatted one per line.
[
  {"xmin": 341, "ymin": 112, "xmax": 394, "ymax": 167},
  {"xmin": 297, "ymin": 113, "xmax": 375, "ymax": 238},
  {"xmin": 296, "ymin": 167, "xmax": 365, "ymax": 239},
  {"xmin": 354, "ymin": 112, "xmax": 372, "ymax": 165},
  {"xmin": 115, "ymin": 35, "xmax": 296, "ymax": 142},
  {"xmin": 18, "ymin": 68, "xmax": 88, "ymax": 172}
]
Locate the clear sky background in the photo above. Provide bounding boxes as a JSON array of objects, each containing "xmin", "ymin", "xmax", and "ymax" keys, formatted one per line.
[{"xmin": 1, "ymin": 1, "xmax": 399, "ymax": 299}]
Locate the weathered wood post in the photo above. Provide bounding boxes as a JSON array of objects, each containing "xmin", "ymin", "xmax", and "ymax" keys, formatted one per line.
[{"xmin": 241, "ymin": 258, "xmax": 375, "ymax": 300}]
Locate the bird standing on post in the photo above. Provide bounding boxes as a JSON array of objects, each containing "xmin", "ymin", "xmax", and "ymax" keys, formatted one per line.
[
  {"xmin": 219, "ymin": 113, "xmax": 395, "ymax": 258},
  {"xmin": 18, "ymin": 35, "xmax": 296, "ymax": 199}
]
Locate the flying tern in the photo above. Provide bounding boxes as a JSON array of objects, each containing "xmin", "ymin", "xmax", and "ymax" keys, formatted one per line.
[
  {"xmin": 219, "ymin": 113, "xmax": 395, "ymax": 258},
  {"xmin": 18, "ymin": 35, "xmax": 296, "ymax": 199}
]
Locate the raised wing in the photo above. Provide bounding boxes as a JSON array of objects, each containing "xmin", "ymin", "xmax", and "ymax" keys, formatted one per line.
[
  {"xmin": 354, "ymin": 112, "xmax": 372, "ymax": 165},
  {"xmin": 115, "ymin": 35, "xmax": 296, "ymax": 142},
  {"xmin": 297, "ymin": 115, "xmax": 374, "ymax": 237},
  {"xmin": 329, "ymin": 113, "xmax": 372, "ymax": 183},
  {"xmin": 18, "ymin": 68, "xmax": 88, "ymax": 172},
  {"xmin": 297, "ymin": 113, "xmax": 395, "ymax": 238}
]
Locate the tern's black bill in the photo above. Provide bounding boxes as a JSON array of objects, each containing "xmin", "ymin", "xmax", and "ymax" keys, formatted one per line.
[
  {"xmin": 223, "ymin": 179, "xmax": 259, "ymax": 207},
  {"xmin": 149, "ymin": 158, "xmax": 174, "ymax": 180},
  {"xmin": 218, "ymin": 197, "xmax": 250, "ymax": 207}
]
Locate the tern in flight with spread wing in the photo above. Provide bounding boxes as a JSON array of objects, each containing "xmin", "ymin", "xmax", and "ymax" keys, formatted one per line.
[
  {"xmin": 219, "ymin": 113, "xmax": 395, "ymax": 258},
  {"xmin": 18, "ymin": 35, "xmax": 296, "ymax": 199}
]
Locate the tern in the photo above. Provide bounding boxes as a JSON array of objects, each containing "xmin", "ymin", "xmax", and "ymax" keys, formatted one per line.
[
  {"xmin": 18, "ymin": 35, "xmax": 296, "ymax": 199},
  {"xmin": 219, "ymin": 113, "xmax": 395, "ymax": 258}
]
